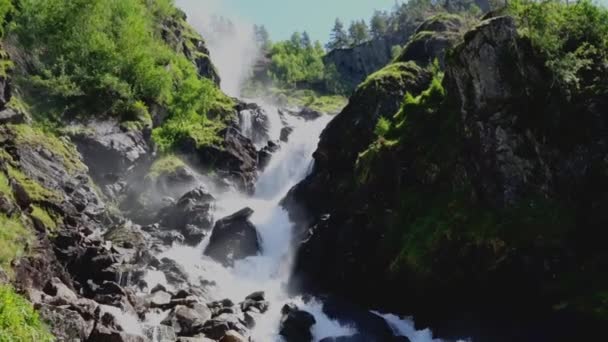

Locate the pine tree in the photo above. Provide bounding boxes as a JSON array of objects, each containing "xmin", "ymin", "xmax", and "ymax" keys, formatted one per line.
[
  {"xmin": 326, "ymin": 18, "xmax": 350, "ymax": 50},
  {"xmin": 370, "ymin": 10, "xmax": 389, "ymax": 38},
  {"xmin": 348, "ymin": 20, "xmax": 370, "ymax": 46}
]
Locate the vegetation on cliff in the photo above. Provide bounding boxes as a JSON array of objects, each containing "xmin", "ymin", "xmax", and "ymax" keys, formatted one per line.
[
  {"xmin": 0, "ymin": 285, "xmax": 53, "ymax": 341},
  {"xmin": 7, "ymin": 0, "xmax": 232, "ymax": 151}
]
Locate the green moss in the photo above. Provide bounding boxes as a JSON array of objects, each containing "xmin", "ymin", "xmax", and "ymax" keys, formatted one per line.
[
  {"xmin": 0, "ymin": 285, "xmax": 54, "ymax": 342},
  {"xmin": 360, "ymin": 62, "xmax": 423, "ymax": 91},
  {"xmin": 6, "ymin": 165, "xmax": 60, "ymax": 203},
  {"xmin": 147, "ymin": 154, "xmax": 186, "ymax": 180},
  {"xmin": 8, "ymin": 124, "xmax": 86, "ymax": 174},
  {"xmin": 0, "ymin": 171, "xmax": 13, "ymax": 200},
  {"xmin": 30, "ymin": 205, "xmax": 59, "ymax": 231},
  {"xmin": 0, "ymin": 214, "xmax": 31, "ymax": 272}
]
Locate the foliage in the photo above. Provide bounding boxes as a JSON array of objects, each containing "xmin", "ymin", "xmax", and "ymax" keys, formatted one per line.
[
  {"xmin": 326, "ymin": 18, "xmax": 350, "ymax": 50},
  {"xmin": 267, "ymin": 34, "xmax": 326, "ymax": 88},
  {"xmin": 371, "ymin": 10, "xmax": 390, "ymax": 38},
  {"xmin": 508, "ymin": 0, "xmax": 608, "ymax": 94},
  {"xmin": 348, "ymin": 20, "xmax": 371, "ymax": 45},
  {"xmin": 10, "ymin": 0, "xmax": 229, "ymax": 151},
  {"xmin": 9, "ymin": 124, "xmax": 85, "ymax": 174},
  {"xmin": 0, "ymin": 285, "xmax": 54, "ymax": 342},
  {"xmin": 30, "ymin": 205, "xmax": 59, "ymax": 231},
  {"xmin": 147, "ymin": 154, "xmax": 186, "ymax": 180},
  {"xmin": 0, "ymin": 0, "xmax": 13, "ymax": 38},
  {"xmin": 0, "ymin": 214, "xmax": 30, "ymax": 273}
]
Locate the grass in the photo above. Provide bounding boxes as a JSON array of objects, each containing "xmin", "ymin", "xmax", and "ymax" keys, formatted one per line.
[
  {"xmin": 6, "ymin": 165, "xmax": 60, "ymax": 203},
  {"xmin": 8, "ymin": 124, "xmax": 86, "ymax": 174},
  {"xmin": 0, "ymin": 285, "xmax": 54, "ymax": 342},
  {"xmin": 30, "ymin": 205, "xmax": 59, "ymax": 231},
  {"xmin": 0, "ymin": 214, "xmax": 31, "ymax": 273},
  {"xmin": 147, "ymin": 154, "xmax": 186, "ymax": 180},
  {"xmin": 0, "ymin": 171, "xmax": 13, "ymax": 200}
]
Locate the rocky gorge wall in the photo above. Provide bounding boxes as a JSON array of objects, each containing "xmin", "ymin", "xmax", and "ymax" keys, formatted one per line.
[{"xmin": 287, "ymin": 13, "xmax": 608, "ymax": 342}]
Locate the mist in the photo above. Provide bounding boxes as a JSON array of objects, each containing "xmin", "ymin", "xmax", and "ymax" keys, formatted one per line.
[{"xmin": 175, "ymin": 0, "xmax": 260, "ymax": 97}]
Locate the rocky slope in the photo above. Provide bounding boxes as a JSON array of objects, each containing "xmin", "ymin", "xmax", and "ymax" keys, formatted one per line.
[{"xmin": 287, "ymin": 13, "xmax": 608, "ymax": 342}]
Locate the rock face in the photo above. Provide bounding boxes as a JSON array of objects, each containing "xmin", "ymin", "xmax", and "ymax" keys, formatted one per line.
[
  {"xmin": 204, "ymin": 208, "xmax": 261, "ymax": 266},
  {"xmin": 323, "ymin": 35, "xmax": 409, "ymax": 92},
  {"xmin": 396, "ymin": 14, "xmax": 466, "ymax": 67},
  {"xmin": 158, "ymin": 186, "xmax": 215, "ymax": 245},
  {"xmin": 160, "ymin": 9, "xmax": 220, "ymax": 85},
  {"xmin": 180, "ymin": 126, "xmax": 258, "ymax": 193},
  {"xmin": 279, "ymin": 304, "xmax": 316, "ymax": 342},
  {"xmin": 69, "ymin": 120, "xmax": 150, "ymax": 196},
  {"xmin": 289, "ymin": 14, "xmax": 608, "ymax": 342},
  {"xmin": 236, "ymin": 101, "xmax": 271, "ymax": 147}
]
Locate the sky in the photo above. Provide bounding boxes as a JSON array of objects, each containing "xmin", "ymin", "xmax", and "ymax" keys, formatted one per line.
[{"xmin": 193, "ymin": 0, "xmax": 400, "ymax": 44}]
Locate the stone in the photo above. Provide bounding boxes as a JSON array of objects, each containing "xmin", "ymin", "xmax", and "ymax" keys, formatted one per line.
[
  {"xmin": 204, "ymin": 208, "xmax": 261, "ymax": 266},
  {"xmin": 280, "ymin": 304, "xmax": 316, "ymax": 342}
]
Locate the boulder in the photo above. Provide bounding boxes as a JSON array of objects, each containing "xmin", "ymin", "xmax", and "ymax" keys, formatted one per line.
[
  {"xmin": 280, "ymin": 303, "xmax": 316, "ymax": 342},
  {"xmin": 200, "ymin": 314, "xmax": 247, "ymax": 340},
  {"xmin": 179, "ymin": 127, "xmax": 258, "ymax": 193},
  {"xmin": 158, "ymin": 186, "xmax": 215, "ymax": 246},
  {"xmin": 38, "ymin": 304, "xmax": 92, "ymax": 341},
  {"xmin": 204, "ymin": 208, "xmax": 261, "ymax": 266},
  {"xmin": 219, "ymin": 330, "xmax": 247, "ymax": 342},
  {"xmin": 237, "ymin": 101, "xmax": 271, "ymax": 147},
  {"xmin": 161, "ymin": 304, "xmax": 211, "ymax": 336},
  {"xmin": 69, "ymin": 120, "xmax": 150, "ymax": 193},
  {"xmin": 158, "ymin": 257, "xmax": 189, "ymax": 287},
  {"xmin": 280, "ymin": 126, "xmax": 294, "ymax": 142},
  {"xmin": 258, "ymin": 140, "xmax": 279, "ymax": 171}
]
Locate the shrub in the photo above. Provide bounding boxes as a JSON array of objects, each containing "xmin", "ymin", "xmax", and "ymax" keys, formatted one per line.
[{"xmin": 0, "ymin": 285, "xmax": 54, "ymax": 342}]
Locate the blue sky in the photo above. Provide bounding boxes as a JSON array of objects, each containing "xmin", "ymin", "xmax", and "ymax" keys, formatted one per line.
[{"xmin": 207, "ymin": 0, "xmax": 399, "ymax": 43}]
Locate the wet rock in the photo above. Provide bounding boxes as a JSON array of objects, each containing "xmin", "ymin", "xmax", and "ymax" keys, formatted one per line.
[
  {"xmin": 237, "ymin": 101, "xmax": 271, "ymax": 146},
  {"xmin": 104, "ymin": 222, "xmax": 146, "ymax": 250},
  {"xmin": 69, "ymin": 120, "xmax": 150, "ymax": 194},
  {"xmin": 219, "ymin": 330, "xmax": 247, "ymax": 342},
  {"xmin": 200, "ymin": 314, "xmax": 247, "ymax": 340},
  {"xmin": 148, "ymin": 290, "xmax": 172, "ymax": 309},
  {"xmin": 240, "ymin": 292, "xmax": 269, "ymax": 314},
  {"xmin": 258, "ymin": 141, "xmax": 280, "ymax": 171},
  {"xmin": 179, "ymin": 126, "xmax": 258, "ymax": 193},
  {"xmin": 280, "ymin": 304, "xmax": 316, "ymax": 342},
  {"xmin": 161, "ymin": 304, "xmax": 211, "ymax": 336},
  {"xmin": 37, "ymin": 304, "xmax": 91, "ymax": 341},
  {"xmin": 144, "ymin": 325, "xmax": 176, "ymax": 342},
  {"xmin": 159, "ymin": 257, "xmax": 189, "ymax": 286},
  {"xmin": 177, "ymin": 336, "xmax": 215, "ymax": 342},
  {"xmin": 204, "ymin": 207, "xmax": 261, "ymax": 266},
  {"xmin": 42, "ymin": 278, "xmax": 78, "ymax": 306},
  {"xmin": 280, "ymin": 126, "xmax": 294, "ymax": 142},
  {"xmin": 158, "ymin": 186, "xmax": 215, "ymax": 246},
  {"xmin": 0, "ymin": 107, "xmax": 28, "ymax": 124}
]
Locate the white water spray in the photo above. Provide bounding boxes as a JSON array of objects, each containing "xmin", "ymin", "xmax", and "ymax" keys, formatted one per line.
[{"xmin": 175, "ymin": 0, "xmax": 260, "ymax": 97}]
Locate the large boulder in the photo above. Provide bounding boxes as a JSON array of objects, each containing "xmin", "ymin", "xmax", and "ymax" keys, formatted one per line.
[
  {"xmin": 158, "ymin": 186, "xmax": 215, "ymax": 245},
  {"xmin": 204, "ymin": 208, "xmax": 261, "ymax": 266},
  {"xmin": 161, "ymin": 304, "xmax": 212, "ymax": 336},
  {"xmin": 236, "ymin": 101, "xmax": 271, "ymax": 147},
  {"xmin": 279, "ymin": 304, "xmax": 316, "ymax": 342},
  {"xmin": 69, "ymin": 120, "xmax": 150, "ymax": 195},
  {"xmin": 180, "ymin": 127, "xmax": 258, "ymax": 193},
  {"xmin": 396, "ymin": 13, "xmax": 468, "ymax": 67}
]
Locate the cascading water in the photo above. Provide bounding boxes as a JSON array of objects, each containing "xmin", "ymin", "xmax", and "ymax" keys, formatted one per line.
[{"xmin": 137, "ymin": 102, "xmax": 461, "ymax": 342}]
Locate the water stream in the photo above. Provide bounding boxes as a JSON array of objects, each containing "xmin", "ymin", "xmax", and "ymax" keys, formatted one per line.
[{"xmin": 136, "ymin": 101, "xmax": 460, "ymax": 341}]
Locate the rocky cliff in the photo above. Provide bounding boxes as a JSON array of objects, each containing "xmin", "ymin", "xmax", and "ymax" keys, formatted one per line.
[{"xmin": 288, "ymin": 14, "xmax": 608, "ymax": 342}]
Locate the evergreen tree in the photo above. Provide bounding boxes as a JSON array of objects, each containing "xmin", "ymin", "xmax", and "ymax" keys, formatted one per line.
[
  {"xmin": 301, "ymin": 31, "xmax": 312, "ymax": 49},
  {"xmin": 348, "ymin": 20, "xmax": 370, "ymax": 46},
  {"xmin": 326, "ymin": 18, "xmax": 350, "ymax": 50},
  {"xmin": 370, "ymin": 10, "xmax": 389, "ymax": 38},
  {"xmin": 254, "ymin": 24, "xmax": 271, "ymax": 50}
]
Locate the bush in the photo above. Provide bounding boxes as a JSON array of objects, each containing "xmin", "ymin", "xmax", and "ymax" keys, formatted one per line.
[
  {"xmin": 0, "ymin": 285, "xmax": 54, "ymax": 342},
  {"xmin": 509, "ymin": 0, "xmax": 608, "ymax": 93},
  {"xmin": 10, "ymin": 0, "xmax": 228, "ymax": 151}
]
